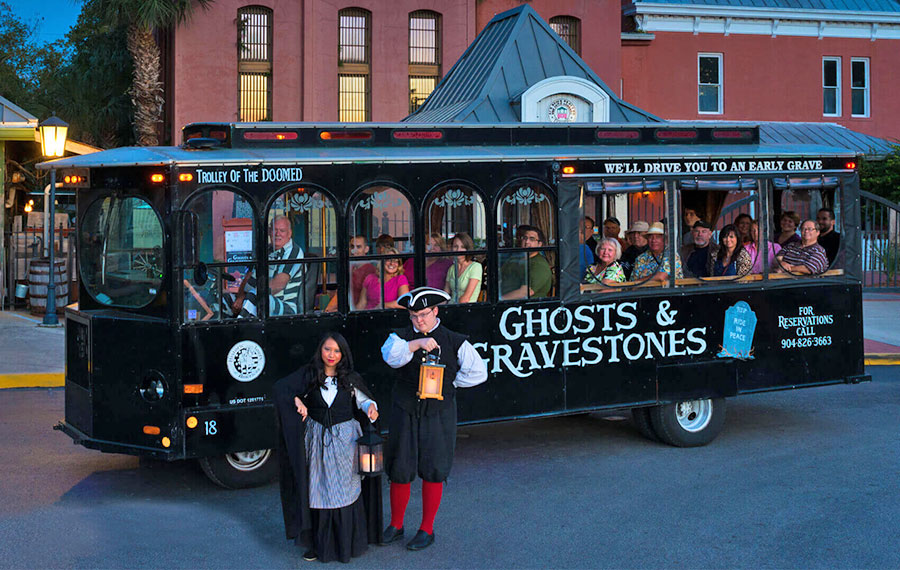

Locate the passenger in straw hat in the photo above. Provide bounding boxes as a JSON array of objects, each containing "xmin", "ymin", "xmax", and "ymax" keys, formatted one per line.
[
  {"xmin": 630, "ymin": 222, "xmax": 684, "ymax": 283},
  {"xmin": 620, "ymin": 220, "xmax": 649, "ymax": 279}
]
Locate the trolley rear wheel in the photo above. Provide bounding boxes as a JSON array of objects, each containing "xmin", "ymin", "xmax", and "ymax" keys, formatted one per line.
[
  {"xmin": 199, "ymin": 449, "xmax": 277, "ymax": 489},
  {"xmin": 649, "ymin": 398, "xmax": 726, "ymax": 447},
  {"xmin": 630, "ymin": 407, "xmax": 660, "ymax": 442}
]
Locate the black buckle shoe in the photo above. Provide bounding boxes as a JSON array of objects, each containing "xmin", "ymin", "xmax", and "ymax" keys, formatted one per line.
[
  {"xmin": 302, "ymin": 550, "xmax": 317, "ymax": 561},
  {"xmin": 406, "ymin": 530, "xmax": 435, "ymax": 551},
  {"xmin": 380, "ymin": 525, "xmax": 404, "ymax": 545}
]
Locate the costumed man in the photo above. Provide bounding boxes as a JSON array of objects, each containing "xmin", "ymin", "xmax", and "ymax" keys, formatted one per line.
[{"xmin": 379, "ymin": 287, "xmax": 488, "ymax": 551}]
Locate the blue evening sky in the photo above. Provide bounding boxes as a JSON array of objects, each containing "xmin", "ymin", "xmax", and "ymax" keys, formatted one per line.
[{"xmin": 6, "ymin": 0, "xmax": 84, "ymax": 45}]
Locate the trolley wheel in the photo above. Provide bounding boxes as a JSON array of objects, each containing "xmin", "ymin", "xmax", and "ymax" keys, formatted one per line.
[
  {"xmin": 198, "ymin": 449, "xmax": 277, "ymax": 489},
  {"xmin": 649, "ymin": 398, "xmax": 726, "ymax": 447},
  {"xmin": 630, "ymin": 407, "xmax": 660, "ymax": 442}
]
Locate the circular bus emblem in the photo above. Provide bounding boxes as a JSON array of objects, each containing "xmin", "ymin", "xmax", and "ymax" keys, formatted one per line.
[
  {"xmin": 227, "ymin": 340, "xmax": 266, "ymax": 382},
  {"xmin": 547, "ymin": 98, "xmax": 577, "ymax": 123}
]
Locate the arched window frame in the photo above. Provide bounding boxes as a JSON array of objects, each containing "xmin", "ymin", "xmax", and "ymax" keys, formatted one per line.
[
  {"xmin": 338, "ymin": 8, "xmax": 372, "ymax": 122},
  {"xmin": 409, "ymin": 10, "xmax": 442, "ymax": 113},
  {"xmin": 237, "ymin": 5, "xmax": 274, "ymax": 121}
]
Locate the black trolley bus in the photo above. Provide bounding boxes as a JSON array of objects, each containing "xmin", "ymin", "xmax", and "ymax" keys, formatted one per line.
[{"xmin": 45, "ymin": 122, "xmax": 870, "ymax": 488}]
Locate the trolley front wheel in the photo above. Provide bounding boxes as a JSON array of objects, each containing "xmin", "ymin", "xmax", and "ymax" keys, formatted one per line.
[
  {"xmin": 199, "ymin": 449, "xmax": 277, "ymax": 489},
  {"xmin": 649, "ymin": 398, "xmax": 726, "ymax": 447}
]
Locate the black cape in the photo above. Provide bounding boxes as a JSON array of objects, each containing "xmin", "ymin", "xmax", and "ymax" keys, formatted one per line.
[{"xmin": 273, "ymin": 365, "xmax": 384, "ymax": 548}]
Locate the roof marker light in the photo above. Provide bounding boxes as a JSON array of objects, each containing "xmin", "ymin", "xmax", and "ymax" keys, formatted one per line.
[
  {"xmin": 392, "ymin": 130, "xmax": 444, "ymax": 141},
  {"xmin": 150, "ymin": 174, "xmax": 165, "ymax": 183},
  {"xmin": 562, "ymin": 166, "xmax": 575, "ymax": 175},
  {"xmin": 320, "ymin": 130, "xmax": 373, "ymax": 141},
  {"xmin": 655, "ymin": 129, "xmax": 698, "ymax": 141},
  {"xmin": 243, "ymin": 131, "xmax": 299, "ymax": 141},
  {"xmin": 179, "ymin": 173, "xmax": 193, "ymax": 182}
]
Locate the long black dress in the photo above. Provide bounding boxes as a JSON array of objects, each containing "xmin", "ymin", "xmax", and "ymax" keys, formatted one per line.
[{"xmin": 273, "ymin": 366, "xmax": 383, "ymax": 562}]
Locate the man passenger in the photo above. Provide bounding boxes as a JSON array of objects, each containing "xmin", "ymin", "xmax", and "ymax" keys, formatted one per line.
[
  {"xmin": 324, "ymin": 234, "xmax": 376, "ymax": 312},
  {"xmin": 500, "ymin": 225, "xmax": 553, "ymax": 299},
  {"xmin": 620, "ymin": 220, "xmax": 649, "ymax": 279},
  {"xmin": 680, "ymin": 220, "xmax": 718, "ymax": 278},
  {"xmin": 631, "ymin": 222, "xmax": 683, "ymax": 283},
  {"xmin": 583, "ymin": 216, "xmax": 599, "ymax": 264},
  {"xmin": 816, "ymin": 208, "xmax": 840, "ymax": 265},
  {"xmin": 603, "ymin": 217, "xmax": 627, "ymax": 249},
  {"xmin": 775, "ymin": 219, "xmax": 828, "ymax": 275},
  {"xmin": 233, "ymin": 216, "xmax": 305, "ymax": 317}
]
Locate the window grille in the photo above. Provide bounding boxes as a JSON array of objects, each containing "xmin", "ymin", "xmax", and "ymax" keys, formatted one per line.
[
  {"xmin": 408, "ymin": 11, "xmax": 441, "ymax": 113},
  {"xmin": 549, "ymin": 16, "xmax": 580, "ymax": 55},
  {"xmin": 238, "ymin": 6, "xmax": 273, "ymax": 121},
  {"xmin": 339, "ymin": 8, "xmax": 371, "ymax": 122}
]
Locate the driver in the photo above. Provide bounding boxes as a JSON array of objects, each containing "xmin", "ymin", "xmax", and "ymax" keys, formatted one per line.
[{"xmin": 233, "ymin": 216, "xmax": 305, "ymax": 317}]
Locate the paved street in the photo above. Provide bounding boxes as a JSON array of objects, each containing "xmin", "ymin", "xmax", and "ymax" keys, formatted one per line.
[{"xmin": 1, "ymin": 367, "xmax": 898, "ymax": 569}]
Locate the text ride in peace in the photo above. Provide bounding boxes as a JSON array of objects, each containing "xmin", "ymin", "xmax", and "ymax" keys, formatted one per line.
[{"xmin": 471, "ymin": 302, "xmax": 708, "ymax": 379}]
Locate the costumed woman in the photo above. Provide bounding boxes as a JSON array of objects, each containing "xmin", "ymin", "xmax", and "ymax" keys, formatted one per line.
[{"xmin": 273, "ymin": 332, "xmax": 381, "ymax": 563}]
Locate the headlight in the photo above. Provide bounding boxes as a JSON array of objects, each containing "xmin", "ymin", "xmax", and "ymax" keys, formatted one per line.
[{"xmin": 139, "ymin": 371, "xmax": 167, "ymax": 402}]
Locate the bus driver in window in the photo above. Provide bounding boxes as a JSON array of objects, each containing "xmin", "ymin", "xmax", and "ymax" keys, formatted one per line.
[
  {"xmin": 500, "ymin": 225, "xmax": 553, "ymax": 300},
  {"xmin": 233, "ymin": 216, "xmax": 305, "ymax": 317}
]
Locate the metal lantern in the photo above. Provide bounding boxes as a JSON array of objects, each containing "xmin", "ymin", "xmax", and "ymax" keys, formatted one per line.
[
  {"xmin": 38, "ymin": 115, "xmax": 69, "ymax": 158},
  {"xmin": 417, "ymin": 351, "xmax": 445, "ymax": 400},
  {"xmin": 357, "ymin": 422, "xmax": 384, "ymax": 475}
]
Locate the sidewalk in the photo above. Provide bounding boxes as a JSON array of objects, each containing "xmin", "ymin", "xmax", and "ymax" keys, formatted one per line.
[{"xmin": 1, "ymin": 292, "xmax": 898, "ymax": 389}]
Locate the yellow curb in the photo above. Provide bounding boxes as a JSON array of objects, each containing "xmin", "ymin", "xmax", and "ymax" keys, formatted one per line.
[
  {"xmin": 0, "ymin": 373, "xmax": 64, "ymax": 389},
  {"xmin": 865, "ymin": 354, "xmax": 900, "ymax": 366}
]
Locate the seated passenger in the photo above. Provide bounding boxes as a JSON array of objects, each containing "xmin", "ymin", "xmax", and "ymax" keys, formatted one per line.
[
  {"xmin": 603, "ymin": 216, "xmax": 627, "ymax": 250},
  {"xmin": 776, "ymin": 210, "xmax": 802, "ymax": 247},
  {"xmin": 583, "ymin": 238, "xmax": 626, "ymax": 286},
  {"xmin": 578, "ymin": 223, "xmax": 594, "ymax": 276},
  {"xmin": 375, "ymin": 234, "xmax": 395, "ymax": 254},
  {"xmin": 233, "ymin": 216, "xmax": 305, "ymax": 317},
  {"xmin": 631, "ymin": 222, "xmax": 683, "ymax": 283},
  {"xmin": 680, "ymin": 220, "xmax": 717, "ymax": 278},
  {"xmin": 500, "ymin": 225, "xmax": 553, "ymax": 300},
  {"xmin": 445, "ymin": 232, "xmax": 482, "ymax": 303},
  {"xmin": 324, "ymin": 234, "xmax": 375, "ymax": 312},
  {"xmin": 583, "ymin": 216, "xmax": 599, "ymax": 264},
  {"xmin": 816, "ymin": 207, "xmax": 840, "ymax": 265},
  {"xmin": 357, "ymin": 247, "xmax": 410, "ymax": 310},
  {"xmin": 404, "ymin": 233, "xmax": 452, "ymax": 289},
  {"xmin": 620, "ymin": 220, "xmax": 649, "ymax": 279},
  {"xmin": 746, "ymin": 220, "xmax": 781, "ymax": 273},
  {"xmin": 734, "ymin": 213, "xmax": 753, "ymax": 245},
  {"xmin": 774, "ymin": 220, "xmax": 828, "ymax": 275},
  {"xmin": 708, "ymin": 224, "xmax": 752, "ymax": 277},
  {"xmin": 681, "ymin": 208, "xmax": 701, "ymax": 246}
]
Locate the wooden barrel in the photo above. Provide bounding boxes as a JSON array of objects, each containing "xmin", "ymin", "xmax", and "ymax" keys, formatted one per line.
[{"xmin": 28, "ymin": 259, "xmax": 68, "ymax": 315}]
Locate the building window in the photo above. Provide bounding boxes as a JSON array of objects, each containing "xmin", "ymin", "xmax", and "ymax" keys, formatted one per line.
[
  {"xmin": 823, "ymin": 57, "xmax": 841, "ymax": 117},
  {"xmin": 549, "ymin": 16, "xmax": 580, "ymax": 55},
  {"xmin": 339, "ymin": 8, "xmax": 371, "ymax": 122},
  {"xmin": 851, "ymin": 58, "xmax": 869, "ymax": 117},
  {"xmin": 238, "ymin": 6, "xmax": 273, "ymax": 122},
  {"xmin": 409, "ymin": 11, "xmax": 441, "ymax": 113},
  {"xmin": 698, "ymin": 54, "xmax": 722, "ymax": 114}
]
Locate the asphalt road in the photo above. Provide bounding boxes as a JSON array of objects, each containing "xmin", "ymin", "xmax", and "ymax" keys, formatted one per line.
[{"xmin": 1, "ymin": 368, "xmax": 898, "ymax": 569}]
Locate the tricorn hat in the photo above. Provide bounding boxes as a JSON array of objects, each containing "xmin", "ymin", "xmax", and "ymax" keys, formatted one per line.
[{"xmin": 397, "ymin": 287, "xmax": 450, "ymax": 311}]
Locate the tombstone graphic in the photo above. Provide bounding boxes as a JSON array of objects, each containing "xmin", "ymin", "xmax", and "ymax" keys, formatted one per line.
[{"xmin": 717, "ymin": 301, "xmax": 757, "ymax": 359}]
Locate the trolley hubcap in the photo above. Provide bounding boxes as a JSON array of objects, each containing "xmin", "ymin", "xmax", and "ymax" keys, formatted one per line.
[
  {"xmin": 225, "ymin": 449, "xmax": 271, "ymax": 471},
  {"xmin": 675, "ymin": 399, "xmax": 713, "ymax": 432}
]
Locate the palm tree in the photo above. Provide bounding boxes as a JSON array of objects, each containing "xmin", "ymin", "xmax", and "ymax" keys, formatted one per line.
[{"xmin": 95, "ymin": 0, "xmax": 212, "ymax": 146}]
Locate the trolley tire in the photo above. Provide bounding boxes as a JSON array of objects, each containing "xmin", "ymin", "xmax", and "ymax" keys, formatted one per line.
[
  {"xmin": 649, "ymin": 398, "xmax": 726, "ymax": 448},
  {"xmin": 198, "ymin": 449, "xmax": 277, "ymax": 489},
  {"xmin": 631, "ymin": 407, "xmax": 660, "ymax": 442}
]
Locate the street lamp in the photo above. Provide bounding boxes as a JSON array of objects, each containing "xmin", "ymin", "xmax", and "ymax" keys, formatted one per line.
[{"xmin": 38, "ymin": 114, "xmax": 68, "ymax": 326}]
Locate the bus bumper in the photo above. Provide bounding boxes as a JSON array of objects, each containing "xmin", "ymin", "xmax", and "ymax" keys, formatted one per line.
[{"xmin": 54, "ymin": 420, "xmax": 179, "ymax": 461}]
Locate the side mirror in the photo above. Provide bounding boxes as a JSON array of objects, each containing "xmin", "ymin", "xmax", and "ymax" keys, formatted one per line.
[{"xmin": 174, "ymin": 210, "xmax": 199, "ymax": 268}]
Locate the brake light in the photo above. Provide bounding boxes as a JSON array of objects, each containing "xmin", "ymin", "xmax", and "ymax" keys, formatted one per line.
[{"xmin": 845, "ymin": 161, "xmax": 857, "ymax": 169}]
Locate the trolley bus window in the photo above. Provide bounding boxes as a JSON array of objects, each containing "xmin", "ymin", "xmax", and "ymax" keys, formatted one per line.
[
  {"xmin": 581, "ymin": 180, "xmax": 666, "ymax": 292},
  {"xmin": 498, "ymin": 182, "xmax": 557, "ymax": 300},
  {"xmin": 267, "ymin": 186, "xmax": 337, "ymax": 315},
  {"xmin": 80, "ymin": 196, "xmax": 164, "ymax": 308},
  {"xmin": 349, "ymin": 186, "xmax": 413, "ymax": 310},
  {"xmin": 677, "ymin": 179, "xmax": 760, "ymax": 285},
  {"xmin": 182, "ymin": 189, "xmax": 256, "ymax": 322},
  {"xmin": 772, "ymin": 176, "xmax": 842, "ymax": 276},
  {"xmin": 424, "ymin": 184, "xmax": 487, "ymax": 303}
]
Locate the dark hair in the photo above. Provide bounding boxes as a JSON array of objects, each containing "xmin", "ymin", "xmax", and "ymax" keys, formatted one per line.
[
  {"xmin": 604, "ymin": 217, "xmax": 621, "ymax": 226},
  {"xmin": 734, "ymin": 213, "xmax": 752, "ymax": 226},
  {"xmin": 452, "ymin": 232, "xmax": 476, "ymax": 261},
  {"xmin": 516, "ymin": 224, "xmax": 545, "ymax": 245},
  {"xmin": 716, "ymin": 224, "xmax": 746, "ymax": 264},
  {"xmin": 584, "ymin": 216, "xmax": 595, "ymax": 225},
  {"xmin": 310, "ymin": 332, "xmax": 356, "ymax": 391},
  {"xmin": 375, "ymin": 234, "xmax": 395, "ymax": 249},
  {"xmin": 818, "ymin": 207, "xmax": 835, "ymax": 220},
  {"xmin": 780, "ymin": 210, "xmax": 801, "ymax": 226}
]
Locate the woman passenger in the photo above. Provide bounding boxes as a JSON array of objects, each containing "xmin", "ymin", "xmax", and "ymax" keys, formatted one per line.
[
  {"xmin": 745, "ymin": 220, "xmax": 781, "ymax": 273},
  {"xmin": 776, "ymin": 211, "xmax": 802, "ymax": 247},
  {"xmin": 444, "ymin": 232, "xmax": 483, "ymax": 303},
  {"xmin": 583, "ymin": 237, "xmax": 626, "ymax": 285},
  {"xmin": 357, "ymin": 247, "xmax": 409, "ymax": 310},
  {"xmin": 709, "ymin": 224, "xmax": 752, "ymax": 277},
  {"xmin": 404, "ymin": 233, "xmax": 452, "ymax": 289},
  {"xmin": 734, "ymin": 213, "xmax": 753, "ymax": 245},
  {"xmin": 273, "ymin": 332, "xmax": 379, "ymax": 564}
]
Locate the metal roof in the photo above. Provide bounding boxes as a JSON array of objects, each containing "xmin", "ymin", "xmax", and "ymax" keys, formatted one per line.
[
  {"xmin": 630, "ymin": 0, "xmax": 900, "ymax": 12},
  {"xmin": 404, "ymin": 5, "xmax": 660, "ymax": 124},
  {"xmin": 37, "ymin": 141, "xmax": 856, "ymax": 171},
  {"xmin": 733, "ymin": 121, "xmax": 894, "ymax": 158}
]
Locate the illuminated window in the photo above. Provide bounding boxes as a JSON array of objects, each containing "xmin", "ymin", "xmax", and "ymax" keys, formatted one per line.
[
  {"xmin": 409, "ymin": 11, "xmax": 441, "ymax": 113},
  {"xmin": 237, "ymin": 6, "xmax": 273, "ymax": 122},
  {"xmin": 549, "ymin": 16, "xmax": 580, "ymax": 55},
  {"xmin": 339, "ymin": 8, "xmax": 371, "ymax": 122}
]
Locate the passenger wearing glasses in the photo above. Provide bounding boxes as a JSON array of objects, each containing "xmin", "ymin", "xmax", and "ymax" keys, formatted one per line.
[
  {"xmin": 775, "ymin": 220, "xmax": 828, "ymax": 275},
  {"xmin": 499, "ymin": 225, "xmax": 552, "ymax": 300},
  {"xmin": 357, "ymin": 247, "xmax": 410, "ymax": 310}
]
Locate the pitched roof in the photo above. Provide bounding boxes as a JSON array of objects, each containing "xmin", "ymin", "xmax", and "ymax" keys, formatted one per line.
[
  {"xmin": 631, "ymin": 0, "xmax": 900, "ymax": 12},
  {"xmin": 404, "ymin": 5, "xmax": 660, "ymax": 124},
  {"xmin": 0, "ymin": 95, "xmax": 37, "ymax": 125}
]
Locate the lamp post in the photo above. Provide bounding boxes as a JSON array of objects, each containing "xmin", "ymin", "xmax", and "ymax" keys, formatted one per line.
[{"xmin": 38, "ymin": 115, "xmax": 68, "ymax": 326}]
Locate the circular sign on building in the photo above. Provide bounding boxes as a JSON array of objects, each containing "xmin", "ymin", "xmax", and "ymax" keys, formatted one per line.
[
  {"xmin": 227, "ymin": 340, "xmax": 266, "ymax": 382},
  {"xmin": 547, "ymin": 98, "xmax": 577, "ymax": 122}
]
